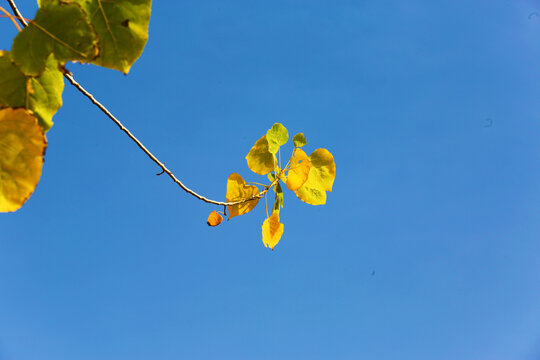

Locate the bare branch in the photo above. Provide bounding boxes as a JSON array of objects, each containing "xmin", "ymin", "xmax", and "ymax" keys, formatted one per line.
[
  {"xmin": 6, "ymin": 0, "xmax": 268, "ymax": 207},
  {"xmin": 6, "ymin": 0, "xmax": 27, "ymax": 27}
]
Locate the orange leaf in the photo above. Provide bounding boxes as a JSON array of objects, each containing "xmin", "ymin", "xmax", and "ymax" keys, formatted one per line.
[{"xmin": 207, "ymin": 210, "xmax": 223, "ymax": 226}]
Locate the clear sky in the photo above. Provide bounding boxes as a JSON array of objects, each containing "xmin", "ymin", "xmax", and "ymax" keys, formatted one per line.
[{"xmin": 2, "ymin": 1, "xmax": 540, "ymax": 359}]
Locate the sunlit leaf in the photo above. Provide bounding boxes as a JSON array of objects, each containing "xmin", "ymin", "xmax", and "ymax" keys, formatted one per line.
[
  {"xmin": 266, "ymin": 123, "xmax": 288, "ymax": 154},
  {"xmin": 0, "ymin": 51, "xmax": 63, "ymax": 132},
  {"xmin": 245, "ymin": 135, "xmax": 276, "ymax": 175},
  {"xmin": 206, "ymin": 210, "xmax": 223, "ymax": 226},
  {"xmin": 0, "ymin": 108, "xmax": 47, "ymax": 212},
  {"xmin": 11, "ymin": 0, "xmax": 98, "ymax": 76},
  {"xmin": 293, "ymin": 133, "xmax": 306, "ymax": 148},
  {"xmin": 295, "ymin": 148, "xmax": 336, "ymax": 205},
  {"xmin": 262, "ymin": 213, "xmax": 284, "ymax": 250},
  {"xmin": 226, "ymin": 173, "xmax": 259, "ymax": 219},
  {"xmin": 72, "ymin": 0, "xmax": 152, "ymax": 74},
  {"xmin": 286, "ymin": 148, "xmax": 310, "ymax": 191}
]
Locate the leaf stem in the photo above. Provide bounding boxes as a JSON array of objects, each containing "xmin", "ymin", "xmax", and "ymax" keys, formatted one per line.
[
  {"xmin": 246, "ymin": 181, "xmax": 267, "ymax": 187},
  {"xmin": 6, "ymin": 0, "xmax": 265, "ymax": 208},
  {"xmin": 0, "ymin": 6, "xmax": 21, "ymax": 31},
  {"xmin": 264, "ymin": 192, "xmax": 269, "ymax": 219}
]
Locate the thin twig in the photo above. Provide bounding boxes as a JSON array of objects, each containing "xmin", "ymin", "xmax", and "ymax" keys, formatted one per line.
[{"xmin": 6, "ymin": 0, "xmax": 268, "ymax": 207}]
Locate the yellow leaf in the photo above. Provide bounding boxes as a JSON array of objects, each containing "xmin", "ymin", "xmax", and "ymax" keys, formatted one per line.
[
  {"xmin": 286, "ymin": 148, "xmax": 311, "ymax": 191},
  {"xmin": 226, "ymin": 173, "xmax": 260, "ymax": 219},
  {"xmin": 295, "ymin": 185, "xmax": 327, "ymax": 205},
  {"xmin": 295, "ymin": 148, "xmax": 336, "ymax": 205},
  {"xmin": 0, "ymin": 108, "xmax": 47, "ymax": 212},
  {"xmin": 245, "ymin": 135, "xmax": 276, "ymax": 175},
  {"xmin": 262, "ymin": 213, "xmax": 284, "ymax": 250},
  {"xmin": 207, "ymin": 210, "xmax": 223, "ymax": 226}
]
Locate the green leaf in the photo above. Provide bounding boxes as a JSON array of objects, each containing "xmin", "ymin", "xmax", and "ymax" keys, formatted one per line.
[
  {"xmin": 0, "ymin": 51, "xmax": 26, "ymax": 108},
  {"xmin": 245, "ymin": 135, "xmax": 276, "ymax": 175},
  {"xmin": 11, "ymin": 0, "xmax": 98, "ymax": 76},
  {"xmin": 0, "ymin": 108, "xmax": 47, "ymax": 212},
  {"xmin": 72, "ymin": 0, "xmax": 152, "ymax": 74},
  {"xmin": 295, "ymin": 148, "xmax": 336, "ymax": 205},
  {"xmin": 27, "ymin": 56, "xmax": 64, "ymax": 131},
  {"xmin": 274, "ymin": 181, "xmax": 284, "ymax": 209},
  {"xmin": 266, "ymin": 123, "xmax": 288, "ymax": 154},
  {"xmin": 0, "ymin": 51, "xmax": 63, "ymax": 132},
  {"xmin": 293, "ymin": 133, "xmax": 306, "ymax": 148}
]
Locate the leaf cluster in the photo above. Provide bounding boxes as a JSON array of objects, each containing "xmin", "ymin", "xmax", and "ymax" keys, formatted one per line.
[
  {"xmin": 0, "ymin": 0, "xmax": 151, "ymax": 212},
  {"xmin": 207, "ymin": 123, "xmax": 336, "ymax": 250}
]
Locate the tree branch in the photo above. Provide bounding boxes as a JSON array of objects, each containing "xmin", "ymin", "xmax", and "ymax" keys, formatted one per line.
[
  {"xmin": 5, "ymin": 0, "xmax": 266, "ymax": 207},
  {"xmin": 6, "ymin": 0, "xmax": 26, "ymax": 27}
]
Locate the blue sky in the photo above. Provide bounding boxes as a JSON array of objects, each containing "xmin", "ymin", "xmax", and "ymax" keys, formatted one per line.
[{"xmin": 2, "ymin": 0, "xmax": 540, "ymax": 359}]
